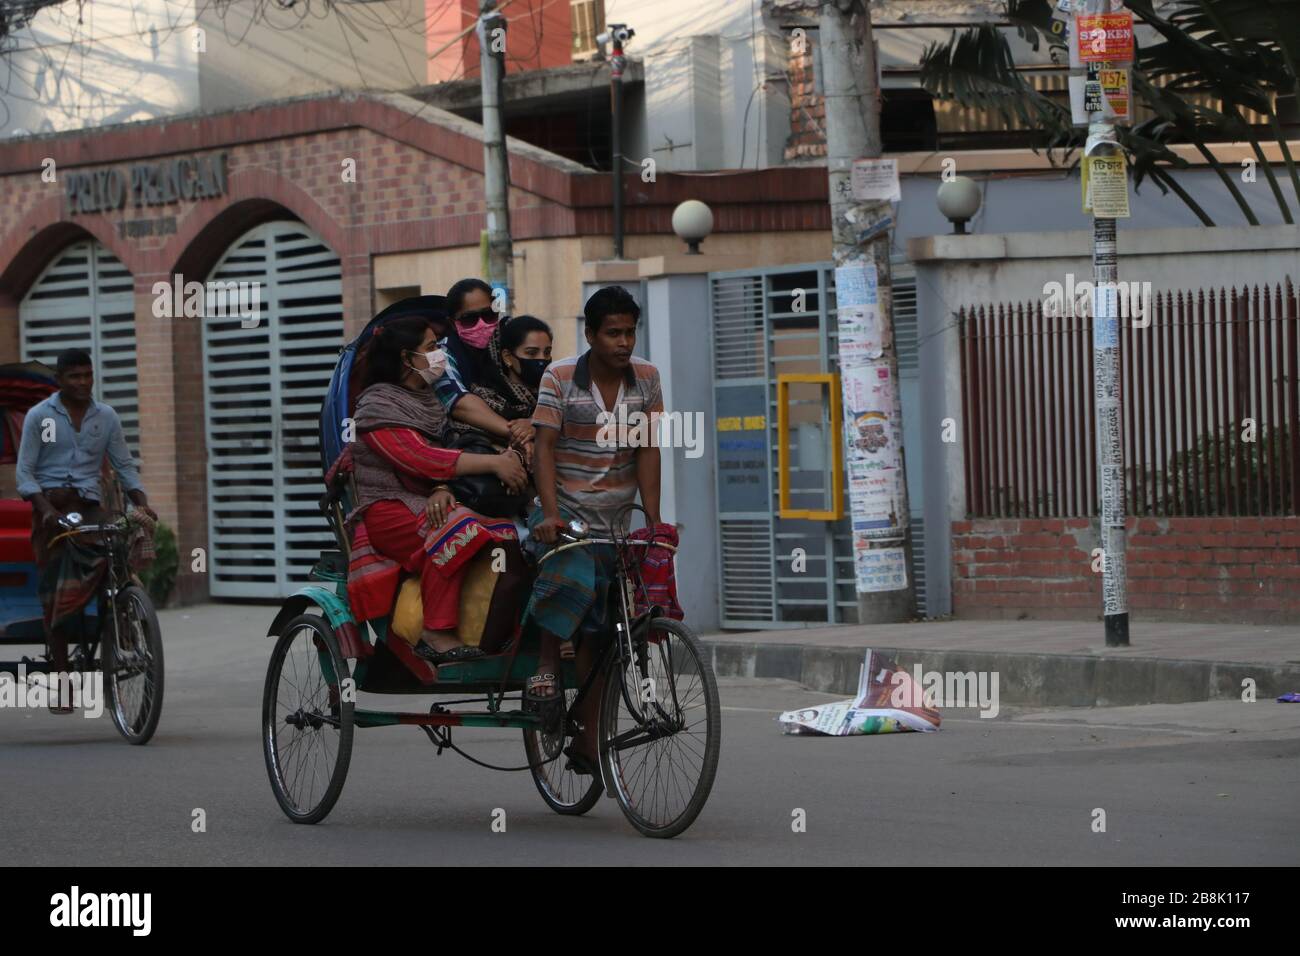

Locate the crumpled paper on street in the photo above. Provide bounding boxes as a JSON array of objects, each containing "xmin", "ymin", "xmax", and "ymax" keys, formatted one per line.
[{"xmin": 778, "ymin": 648, "xmax": 941, "ymax": 736}]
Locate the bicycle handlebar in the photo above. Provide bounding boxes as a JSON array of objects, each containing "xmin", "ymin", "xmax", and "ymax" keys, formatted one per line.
[{"xmin": 537, "ymin": 535, "xmax": 677, "ymax": 565}]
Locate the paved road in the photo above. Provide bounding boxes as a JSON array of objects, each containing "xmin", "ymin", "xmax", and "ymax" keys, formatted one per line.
[{"xmin": 1, "ymin": 604, "xmax": 1296, "ymax": 865}]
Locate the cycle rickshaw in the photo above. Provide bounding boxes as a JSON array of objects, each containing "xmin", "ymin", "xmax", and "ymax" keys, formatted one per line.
[
  {"xmin": 261, "ymin": 317, "xmax": 721, "ymax": 838},
  {"xmin": 0, "ymin": 361, "xmax": 165, "ymax": 743}
]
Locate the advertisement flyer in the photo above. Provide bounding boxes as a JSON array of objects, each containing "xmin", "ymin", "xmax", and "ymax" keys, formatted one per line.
[
  {"xmin": 841, "ymin": 362, "xmax": 897, "ymax": 466},
  {"xmin": 854, "ymin": 544, "xmax": 909, "ymax": 593},
  {"xmin": 849, "ymin": 460, "xmax": 904, "ymax": 537}
]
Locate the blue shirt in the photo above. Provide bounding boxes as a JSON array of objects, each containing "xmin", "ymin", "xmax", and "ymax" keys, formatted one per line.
[
  {"xmin": 15, "ymin": 393, "xmax": 143, "ymax": 502},
  {"xmin": 431, "ymin": 338, "xmax": 469, "ymax": 412}
]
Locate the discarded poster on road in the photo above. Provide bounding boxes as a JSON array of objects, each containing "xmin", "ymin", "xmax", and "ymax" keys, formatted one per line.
[{"xmin": 779, "ymin": 648, "xmax": 941, "ymax": 736}]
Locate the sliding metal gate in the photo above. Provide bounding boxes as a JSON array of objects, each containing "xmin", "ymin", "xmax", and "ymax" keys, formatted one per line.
[
  {"xmin": 200, "ymin": 221, "xmax": 344, "ymax": 598},
  {"xmin": 710, "ymin": 261, "xmax": 925, "ymax": 629},
  {"xmin": 19, "ymin": 241, "xmax": 140, "ymax": 452}
]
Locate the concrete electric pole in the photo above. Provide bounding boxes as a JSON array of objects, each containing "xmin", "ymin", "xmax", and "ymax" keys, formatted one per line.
[
  {"xmin": 1078, "ymin": 0, "xmax": 1130, "ymax": 646},
  {"xmin": 478, "ymin": 0, "xmax": 514, "ymax": 310},
  {"xmin": 818, "ymin": 0, "xmax": 916, "ymax": 623}
]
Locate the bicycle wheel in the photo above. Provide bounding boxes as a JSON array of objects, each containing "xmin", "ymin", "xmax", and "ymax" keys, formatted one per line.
[
  {"xmin": 524, "ymin": 685, "xmax": 603, "ymax": 815},
  {"xmin": 262, "ymin": 612, "xmax": 354, "ymax": 824},
  {"xmin": 103, "ymin": 584, "xmax": 165, "ymax": 745},
  {"xmin": 598, "ymin": 618, "xmax": 721, "ymax": 838}
]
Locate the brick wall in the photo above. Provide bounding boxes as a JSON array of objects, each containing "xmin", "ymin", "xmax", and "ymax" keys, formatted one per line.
[
  {"xmin": 784, "ymin": 43, "xmax": 827, "ymax": 163},
  {"xmin": 952, "ymin": 517, "xmax": 1300, "ymax": 624}
]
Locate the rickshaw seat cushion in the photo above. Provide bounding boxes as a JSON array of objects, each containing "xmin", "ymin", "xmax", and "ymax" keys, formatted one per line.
[
  {"xmin": 0, "ymin": 499, "xmax": 34, "ymax": 563},
  {"xmin": 389, "ymin": 547, "xmax": 499, "ymax": 648}
]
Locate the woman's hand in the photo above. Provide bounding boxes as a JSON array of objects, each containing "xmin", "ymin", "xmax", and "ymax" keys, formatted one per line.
[
  {"xmin": 493, "ymin": 449, "xmax": 528, "ymax": 494},
  {"xmin": 426, "ymin": 487, "xmax": 456, "ymax": 527},
  {"xmin": 507, "ymin": 418, "xmax": 535, "ymax": 449}
]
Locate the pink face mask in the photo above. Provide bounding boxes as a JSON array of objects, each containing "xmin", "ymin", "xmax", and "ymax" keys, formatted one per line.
[{"xmin": 458, "ymin": 318, "xmax": 497, "ymax": 350}]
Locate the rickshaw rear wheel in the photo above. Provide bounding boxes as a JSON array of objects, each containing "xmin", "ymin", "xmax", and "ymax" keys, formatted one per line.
[
  {"xmin": 598, "ymin": 618, "xmax": 721, "ymax": 839},
  {"xmin": 102, "ymin": 584, "xmax": 165, "ymax": 745},
  {"xmin": 523, "ymin": 685, "xmax": 603, "ymax": 815},
  {"xmin": 263, "ymin": 612, "xmax": 354, "ymax": 824}
]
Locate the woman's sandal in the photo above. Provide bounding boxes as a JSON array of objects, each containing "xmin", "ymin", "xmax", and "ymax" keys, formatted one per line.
[{"xmin": 413, "ymin": 643, "xmax": 486, "ymax": 665}]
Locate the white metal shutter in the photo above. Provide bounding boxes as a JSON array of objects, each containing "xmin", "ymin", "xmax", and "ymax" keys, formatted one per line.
[
  {"xmin": 711, "ymin": 274, "xmax": 777, "ymax": 626},
  {"xmin": 19, "ymin": 240, "xmax": 140, "ymax": 452},
  {"xmin": 201, "ymin": 221, "xmax": 343, "ymax": 598}
]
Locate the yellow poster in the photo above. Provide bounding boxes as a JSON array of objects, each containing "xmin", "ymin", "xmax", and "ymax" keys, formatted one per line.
[{"xmin": 1083, "ymin": 154, "xmax": 1130, "ymax": 218}]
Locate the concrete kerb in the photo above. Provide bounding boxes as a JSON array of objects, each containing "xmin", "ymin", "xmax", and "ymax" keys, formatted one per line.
[{"xmin": 700, "ymin": 639, "xmax": 1300, "ymax": 708}]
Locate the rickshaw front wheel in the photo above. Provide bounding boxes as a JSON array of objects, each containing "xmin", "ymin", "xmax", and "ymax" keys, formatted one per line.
[
  {"xmin": 102, "ymin": 584, "xmax": 165, "ymax": 745},
  {"xmin": 598, "ymin": 618, "xmax": 721, "ymax": 839},
  {"xmin": 262, "ymin": 612, "xmax": 354, "ymax": 824}
]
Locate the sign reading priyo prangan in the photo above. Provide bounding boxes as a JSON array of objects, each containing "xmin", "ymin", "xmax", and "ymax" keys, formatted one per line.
[{"xmin": 65, "ymin": 152, "xmax": 229, "ymax": 215}]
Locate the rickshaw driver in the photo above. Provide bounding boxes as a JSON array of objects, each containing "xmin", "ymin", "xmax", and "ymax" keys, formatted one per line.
[
  {"xmin": 15, "ymin": 348, "xmax": 157, "ymax": 712},
  {"xmin": 527, "ymin": 286, "xmax": 664, "ymax": 774}
]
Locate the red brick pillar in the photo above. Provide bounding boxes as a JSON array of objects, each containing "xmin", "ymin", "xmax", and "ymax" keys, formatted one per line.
[
  {"xmin": 0, "ymin": 294, "xmax": 19, "ymax": 363},
  {"xmin": 341, "ymin": 251, "xmax": 373, "ymax": 339}
]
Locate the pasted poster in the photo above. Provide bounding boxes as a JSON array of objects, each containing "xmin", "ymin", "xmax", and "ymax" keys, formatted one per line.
[
  {"xmin": 854, "ymin": 544, "xmax": 909, "ymax": 593},
  {"xmin": 848, "ymin": 459, "xmax": 904, "ymax": 538},
  {"xmin": 841, "ymin": 362, "xmax": 898, "ymax": 468},
  {"xmin": 835, "ymin": 259, "xmax": 885, "ymax": 364},
  {"xmin": 841, "ymin": 362, "xmax": 904, "ymax": 540}
]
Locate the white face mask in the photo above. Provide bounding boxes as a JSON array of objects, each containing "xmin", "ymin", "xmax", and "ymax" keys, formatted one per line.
[{"xmin": 407, "ymin": 348, "xmax": 448, "ymax": 385}]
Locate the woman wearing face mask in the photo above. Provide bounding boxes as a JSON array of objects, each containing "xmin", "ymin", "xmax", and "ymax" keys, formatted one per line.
[
  {"xmin": 346, "ymin": 314, "xmax": 529, "ymax": 665},
  {"xmin": 433, "ymin": 278, "xmax": 536, "ymax": 452},
  {"xmin": 463, "ymin": 315, "xmax": 553, "ymax": 426}
]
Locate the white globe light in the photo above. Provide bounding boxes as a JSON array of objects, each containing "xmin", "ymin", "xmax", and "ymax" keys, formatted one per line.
[
  {"xmin": 671, "ymin": 199, "xmax": 714, "ymax": 253},
  {"xmin": 936, "ymin": 176, "xmax": 982, "ymax": 233}
]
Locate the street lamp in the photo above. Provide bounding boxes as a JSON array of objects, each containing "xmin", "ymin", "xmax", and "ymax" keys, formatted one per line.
[
  {"xmin": 671, "ymin": 199, "xmax": 713, "ymax": 254},
  {"xmin": 936, "ymin": 176, "xmax": 982, "ymax": 234}
]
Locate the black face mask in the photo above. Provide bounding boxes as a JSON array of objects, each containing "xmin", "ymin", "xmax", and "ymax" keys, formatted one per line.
[{"xmin": 515, "ymin": 357, "xmax": 550, "ymax": 390}]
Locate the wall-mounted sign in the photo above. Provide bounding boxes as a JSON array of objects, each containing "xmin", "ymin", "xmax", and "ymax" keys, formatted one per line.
[
  {"xmin": 65, "ymin": 152, "xmax": 229, "ymax": 216},
  {"xmin": 715, "ymin": 385, "xmax": 771, "ymax": 514}
]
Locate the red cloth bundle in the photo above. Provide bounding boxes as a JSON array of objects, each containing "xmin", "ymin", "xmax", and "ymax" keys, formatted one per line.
[{"xmin": 629, "ymin": 523, "xmax": 684, "ymax": 620}]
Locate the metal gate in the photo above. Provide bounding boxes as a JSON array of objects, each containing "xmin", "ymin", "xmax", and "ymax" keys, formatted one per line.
[
  {"xmin": 201, "ymin": 221, "xmax": 344, "ymax": 598},
  {"xmin": 20, "ymin": 240, "xmax": 140, "ymax": 451},
  {"xmin": 710, "ymin": 260, "xmax": 925, "ymax": 629}
]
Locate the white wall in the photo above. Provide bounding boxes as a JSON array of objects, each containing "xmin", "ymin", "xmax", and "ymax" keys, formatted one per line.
[
  {"xmin": 611, "ymin": 0, "xmax": 790, "ymax": 170},
  {"xmin": 0, "ymin": 0, "xmax": 429, "ymax": 138},
  {"xmin": 1, "ymin": 0, "xmax": 200, "ymax": 137}
]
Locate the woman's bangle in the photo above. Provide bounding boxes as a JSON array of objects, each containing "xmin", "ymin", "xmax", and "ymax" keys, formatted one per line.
[{"xmin": 431, "ymin": 484, "xmax": 452, "ymax": 495}]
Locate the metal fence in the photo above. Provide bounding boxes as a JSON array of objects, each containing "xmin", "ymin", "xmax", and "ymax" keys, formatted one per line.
[{"xmin": 959, "ymin": 282, "xmax": 1300, "ymax": 518}]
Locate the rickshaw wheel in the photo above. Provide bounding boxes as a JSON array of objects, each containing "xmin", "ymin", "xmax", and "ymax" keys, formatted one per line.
[
  {"xmin": 598, "ymin": 618, "xmax": 721, "ymax": 839},
  {"xmin": 102, "ymin": 584, "xmax": 165, "ymax": 745},
  {"xmin": 263, "ymin": 612, "xmax": 354, "ymax": 825},
  {"xmin": 523, "ymin": 685, "xmax": 603, "ymax": 815}
]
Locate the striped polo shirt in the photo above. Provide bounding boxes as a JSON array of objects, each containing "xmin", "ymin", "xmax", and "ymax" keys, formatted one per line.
[{"xmin": 533, "ymin": 351, "xmax": 663, "ymax": 536}]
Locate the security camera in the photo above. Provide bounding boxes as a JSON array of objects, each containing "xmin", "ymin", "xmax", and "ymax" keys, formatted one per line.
[{"xmin": 606, "ymin": 23, "xmax": 634, "ymax": 45}]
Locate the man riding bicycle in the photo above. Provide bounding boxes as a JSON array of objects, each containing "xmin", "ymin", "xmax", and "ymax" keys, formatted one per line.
[{"xmin": 15, "ymin": 348, "xmax": 156, "ymax": 712}]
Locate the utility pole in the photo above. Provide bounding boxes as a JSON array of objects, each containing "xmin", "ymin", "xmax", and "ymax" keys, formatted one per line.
[
  {"xmin": 1079, "ymin": 0, "xmax": 1130, "ymax": 645},
  {"xmin": 478, "ymin": 0, "xmax": 514, "ymax": 310},
  {"xmin": 605, "ymin": 23, "xmax": 634, "ymax": 260},
  {"xmin": 818, "ymin": 0, "xmax": 916, "ymax": 623}
]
